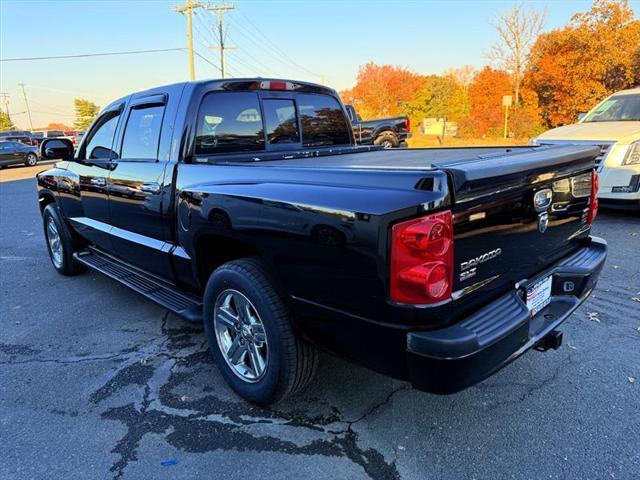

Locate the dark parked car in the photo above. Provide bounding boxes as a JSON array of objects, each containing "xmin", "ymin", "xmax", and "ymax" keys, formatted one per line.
[
  {"xmin": 0, "ymin": 130, "xmax": 39, "ymax": 146},
  {"xmin": 0, "ymin": 140, "xmax": 39, "ymax": 167},
  {"xmin": 345, "ymin": 104, "xmax": 411, "ymax": 148},
  {"xmin": 36, "ymin": 78, "xmax": 606, "ymax": 405}
]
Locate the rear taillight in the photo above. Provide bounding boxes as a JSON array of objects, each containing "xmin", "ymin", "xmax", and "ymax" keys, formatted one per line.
[
  {"xmin": 587, "ymin": 169, "xmax": 599, "ymax": 225},
  {"xmin": 390, "ymin": 210, "xmax": 454, "ymax": 304},
  {"xmin": 405, "ymin": 118, "xmax": 411, "ymax": 133}
]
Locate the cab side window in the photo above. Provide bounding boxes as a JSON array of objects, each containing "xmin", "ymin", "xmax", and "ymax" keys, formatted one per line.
[
  {"xmin": 195, "ymin": 92, "xmax": 265, "ymax": 155},
  {"xmin": 83, "ymin": 113, "xmax": 120, "ymax": 160},
  {"xmin": 120, "ymin": 105, "xmax": 165, "ymax": 161},
  {"xmin": 297, "ymin": 94, "xmax": 351, "ymax": 147}
]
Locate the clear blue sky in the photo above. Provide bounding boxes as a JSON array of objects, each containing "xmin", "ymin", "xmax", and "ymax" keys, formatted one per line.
[{"xmin": 1, "ymin": 0, "xmax": 636, "ymax": 129}]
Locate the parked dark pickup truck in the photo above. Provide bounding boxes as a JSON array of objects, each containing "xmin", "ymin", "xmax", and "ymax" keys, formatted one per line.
[
  {"xmin": 37, "ymin": 78, "xmax": 606, "ymax": 405},
  {"xmin": 345, "ymin": 104, "xmax": 410, "ymax": 148}
]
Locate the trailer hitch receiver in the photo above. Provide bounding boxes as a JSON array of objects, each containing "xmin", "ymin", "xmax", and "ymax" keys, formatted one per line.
[{"xmin": 534, "ymin": 330, "xmax": 563, "ymax": 352}]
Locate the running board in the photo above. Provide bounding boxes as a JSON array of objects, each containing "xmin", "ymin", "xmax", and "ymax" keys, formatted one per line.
[{"xmin": 73, "ymin": 248, "xmax": 203, "ymax": 323}]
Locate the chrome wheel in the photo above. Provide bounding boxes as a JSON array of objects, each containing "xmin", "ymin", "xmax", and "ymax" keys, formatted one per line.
[
  {"xmin": 214, "ymin": 289, "xmax": 269, "ymax": 383},
  {"xmin": 46, "ymin": 217, "xmax": 63, "ymax": 268},
  {"xmin": 26, "ymin": 153, "xmax": 37, "ymax": 166},
  {"xmin": 381, "ymin": 140, "xmax": 393, "ymax": 149}
]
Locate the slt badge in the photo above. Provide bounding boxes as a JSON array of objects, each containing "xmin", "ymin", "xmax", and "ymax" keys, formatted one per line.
[{"xmin": 533, "ymin": 188, "xmax": 552, "ymax": 233}]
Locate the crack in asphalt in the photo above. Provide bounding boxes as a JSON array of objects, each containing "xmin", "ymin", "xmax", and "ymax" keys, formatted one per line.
[{"xmin": 72, "ymin": 312, "xmax": 403, "ymax": 480}]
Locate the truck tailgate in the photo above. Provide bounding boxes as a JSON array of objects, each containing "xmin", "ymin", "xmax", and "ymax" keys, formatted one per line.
[{"xmin": 441, "ymin": 145, "xmax": 600, "ymax": 301}]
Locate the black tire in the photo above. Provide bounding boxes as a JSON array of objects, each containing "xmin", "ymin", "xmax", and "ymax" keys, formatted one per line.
[
  {"xmin": 374, "ymin": 132, "xmax": 399, "ymax": 149},
  {"xmin": 25, "ymin": 153, "xmax": 38, "ymax": 167},
  {"xmin": 42, "ymin": 204, "xmax": 86, "ymax": 276},
  {"xmin": 203, "ymin": 257, "xmax": 318, "ymax": 405}
]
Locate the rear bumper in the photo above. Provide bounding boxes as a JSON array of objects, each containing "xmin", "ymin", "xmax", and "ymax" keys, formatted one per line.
[{"xmin": 406, "ymin": 236, "xmax": 607, "ymax": 394}]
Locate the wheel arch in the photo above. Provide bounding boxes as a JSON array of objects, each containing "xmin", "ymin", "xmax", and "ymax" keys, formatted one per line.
[
  {"xmin": 194, "ymin": 231, "xmax": 284, "ymax": 296},
  {"xmin": 38, "ymin": 189, "xmax": 57, "ymax": 215}
]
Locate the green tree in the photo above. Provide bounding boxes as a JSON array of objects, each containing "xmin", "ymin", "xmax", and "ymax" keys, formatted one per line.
[
  {"xmin": 0, "ymin": 111, "xmax": 16, "ymax": 131},
  {"xmin": 73, "ymin": 98, "xmax": 100, "ymax": 131},
  {"xmin": 402, "ymin": 75, "xmax": 469, "ymax": 128}
]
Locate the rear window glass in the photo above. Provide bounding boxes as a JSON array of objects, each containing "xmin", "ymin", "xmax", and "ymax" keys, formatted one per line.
[
  {"xmin": 297, "ymin": 94, "xmax": 351, "ymax": 147},
  {"xmin": 263, "ymin": 99, "xmax": 299, "ymax": 144},
  {"xmin": 121, "ymin": 105, "xmax": 165, "ymax": 160},
  {"xmin": 196, "ymin": 92, "xmax": 265, "ymax": 155}
]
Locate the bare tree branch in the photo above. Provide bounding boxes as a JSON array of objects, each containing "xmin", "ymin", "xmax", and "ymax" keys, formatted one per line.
[{"xmin": 486, "ymin": 2, "xmax": 546, "ymax": 104}]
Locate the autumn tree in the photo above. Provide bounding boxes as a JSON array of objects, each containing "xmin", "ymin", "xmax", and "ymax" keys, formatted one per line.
[
  {"xmin": 340, "ymin": 63, "xmax": 423, "ymax": 119},
  {"xmin": 487, "ymin": 2, "xmax": 546, "ymax": 105},
  {"xmin": 0, "ymin": 111, "xmax": 15, "ymax": 131},
  {"xmin": 73, "ymin": 98, "xmax": 100, "ymax": 131},
  {"xmin": 402, "ymin": 75, "xmax": 469, "ymax": 128},
  {"xmin": 46, "ymin": 122, "xmax": 70, "ymax": 131},
  {"xmin": 458, "ymin": 67, "xmax": 512, "ymax": 137},
  {"xmin": 526, "ymin": 0, "xmax": 640, "ymax": 127}
]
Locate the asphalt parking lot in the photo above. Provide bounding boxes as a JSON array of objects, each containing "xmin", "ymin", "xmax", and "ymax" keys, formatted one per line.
[{"xmin": 1, "ymin": 163, "xmax": 639, "ymax": 480}]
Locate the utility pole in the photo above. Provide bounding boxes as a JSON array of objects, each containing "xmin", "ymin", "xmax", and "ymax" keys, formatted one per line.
[
  {"xmin": 18, "ymin": 83, "xmax": 34, "ymax": 131},
  {"xmin": 205, "ymin": 2, "xmax": 235, "ymax": 78},
  {"xmin": 0, "ymin": 93, "xmax": 9, "ymax": 116},
  {"xmin": 175, "ymin": 0, "xmax": 202, "ymax": 81}
]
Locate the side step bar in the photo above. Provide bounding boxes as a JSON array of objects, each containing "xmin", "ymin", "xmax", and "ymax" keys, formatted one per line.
[{"xmin": 73, "ymin": 248, "xmax": 203, "ymax": 323}]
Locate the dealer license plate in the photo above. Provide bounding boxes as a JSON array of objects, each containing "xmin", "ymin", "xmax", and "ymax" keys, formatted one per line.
[{"xmin": 526, "ymin": 276, "xmax": 552, "ymax": 316}]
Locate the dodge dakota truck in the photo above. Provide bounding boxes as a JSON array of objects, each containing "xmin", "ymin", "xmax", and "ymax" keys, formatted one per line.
[
  {"xmin": 36, "ymin": 78, "xmax": 606, "ymax": 405},
  {"xmin": 345, "ymin": 104, "xmax": 410, "ymax": 148}
]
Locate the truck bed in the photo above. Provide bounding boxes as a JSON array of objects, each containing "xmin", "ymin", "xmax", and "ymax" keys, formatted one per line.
[{"xmin": 223, "ymin": 144, "xmax": 600, "ymax": 202}]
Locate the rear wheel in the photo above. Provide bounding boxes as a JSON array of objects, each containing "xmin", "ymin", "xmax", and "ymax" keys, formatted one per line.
[
  {"xmin": 374, "ymin": 132, "xmax": 399, "ymax": 149},
  {"xmin": 25, "ymin": 153, "xmax": 38, "ymax": 167},
  {"xmin": 203, "ymin": 257, "xmax": 318, "ymax": 405},
  {"xmin": 42, "ymin": 204, "xmax": 85, "ymax": 276}
]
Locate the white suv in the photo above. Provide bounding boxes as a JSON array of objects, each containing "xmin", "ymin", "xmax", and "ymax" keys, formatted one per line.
[{"xmin": 531, "ymin": 87, "xmax": 640, "ymax": 209}]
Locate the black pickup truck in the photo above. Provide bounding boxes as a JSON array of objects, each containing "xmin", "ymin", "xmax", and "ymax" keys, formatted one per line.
[
  {"xmin": 36, "ymin": 78, "xmax": 606, "ymax": 405},
  {"xmin": 345, "ymin": 104, "xmax": 410, "ymax": 148}
]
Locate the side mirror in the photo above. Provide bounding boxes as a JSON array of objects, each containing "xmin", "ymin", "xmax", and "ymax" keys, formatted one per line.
[
  {"xmin": 577, "ymin": 113, "xmax": 587, "ymax": 122},
  {"xmin": 40, "ymin": 138, "xmax": 74, "ymax": 161}
]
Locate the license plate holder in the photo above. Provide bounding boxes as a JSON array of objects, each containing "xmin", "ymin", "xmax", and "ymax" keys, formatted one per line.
[{"xmin": 526, "ymin": 275, "xmax": 552, "ymax": 316}]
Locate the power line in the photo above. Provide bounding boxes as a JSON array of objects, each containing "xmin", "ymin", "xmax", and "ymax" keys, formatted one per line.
[
  {"xmin": 0, "ymin": 47, "xmax": 185, "ymax": 62},
  {"xmin": 226, "ymin": 34, "xmax": 278, "ymax": 76},
  {"xmin": 224, "ymin": 15, "xmax": 317, "ymax": 80},
  {"xmin": 193, "ymin": 10, "xmax": 217, "ymax": 45},
  {"xmin": 235, "ymin": 8, "xmax": 323, "ymax": 80},
  {"xmin": 193, "ymin": 50, "xmax": 222, "ymax": 74}
]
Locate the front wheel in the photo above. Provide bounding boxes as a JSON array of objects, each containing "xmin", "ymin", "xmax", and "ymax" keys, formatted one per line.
[
  {"xmin": 42, "ymin": 204, "xmax": 85, "ymax": 276},
  {"xmin": 25, "ymin": 153, "xmax": 38, "ymax": 167},
  {"xmin": 203, "ymin": 257, "xmax": 318, "ymax": 405}
]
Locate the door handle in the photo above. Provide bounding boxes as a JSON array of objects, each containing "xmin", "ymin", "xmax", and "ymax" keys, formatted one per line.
[
  {"xmin": 90, "ymin": 177, "xmax": 107, "ymax": 186},
  {"xmin": 139, "ymin": 182, "xmax": 161, "ymax": 194}
]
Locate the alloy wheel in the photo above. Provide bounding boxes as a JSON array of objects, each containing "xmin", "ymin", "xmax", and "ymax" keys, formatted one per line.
[
  {"xmin": 46, "ymin": 217, "xmax": 63, "ymax": 268},
  {"xmin": 213, "ymin": 289, "xmax": 269, "ymax": 383}
]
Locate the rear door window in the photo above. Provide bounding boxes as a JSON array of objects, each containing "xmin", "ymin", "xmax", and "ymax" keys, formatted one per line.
[
  {"xmin": 120, "ymin": 105, "xmax": 165, "ymax": 161},
  {"xmin": 196, "ymin": 92, "xmax": 265, "ymax": 155},
  {"xmin": 263, "ymin": 99, "xmax": 299, "ymax": 145},
  {"xmin": 297, "ymin": 94, "xmax": 351, "ymax": 147}
]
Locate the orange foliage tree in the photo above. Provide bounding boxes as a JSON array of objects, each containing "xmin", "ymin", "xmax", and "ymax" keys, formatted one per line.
[
  {"xmin": 46, "ymin": 122, "xmax": 71, "ymax": 131},
  {"xmin": 340, "ymin": 63, "xmax": 423, "ymax": 119},
  {"xmin": 526, "ymin": 0, "xmax": 640, "ymax": 127},
  {"xmin": 458, "ymin": 67, "xmax": 512, "ymax": 137}
]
